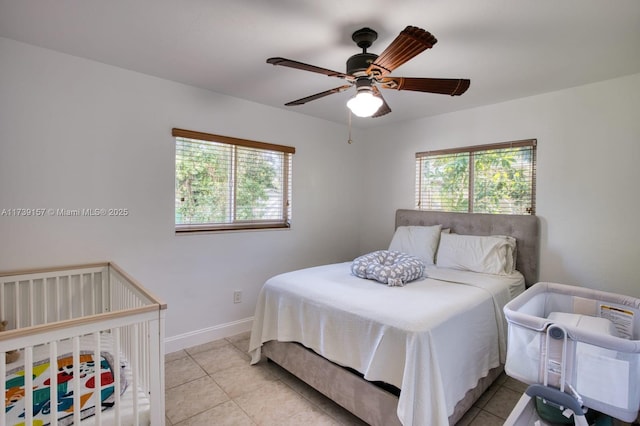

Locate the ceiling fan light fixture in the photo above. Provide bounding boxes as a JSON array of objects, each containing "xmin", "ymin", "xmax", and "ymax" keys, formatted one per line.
[
  {"xmin": 346, "ymin": 88, "xmax": 383, "ymax": 117},
  {"xmin": 268, "ymin": 26, "xmax": 470, "ymax": 119}
]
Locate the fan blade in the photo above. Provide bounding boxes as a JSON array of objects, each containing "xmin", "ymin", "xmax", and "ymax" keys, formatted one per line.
[
  {"xmin": 267, "ymin": 57, "xmax": 353, "ymax": 80},
  {"xmin": 367, "ymin": 26, "xmax": 438, "ymax": 77},
  {"xmin": 284, "ymin": 85, "xmax": 352, "ymax": 106},
  {"xmin": 379, "ymin": 77, "xmax": 470, "ymax": 96},
  {"xmin": 371, "ymin": 86, "xmax": 392, "ymax": 117}
]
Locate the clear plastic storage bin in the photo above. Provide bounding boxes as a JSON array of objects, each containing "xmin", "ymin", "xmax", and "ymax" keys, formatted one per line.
[{"xmin": 504, "ymin": 282, "xmax": 640, "ymax": 422}]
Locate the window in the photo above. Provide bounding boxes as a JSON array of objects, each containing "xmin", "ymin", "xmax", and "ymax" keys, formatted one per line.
[
  {"xmin": 415, "ymin": 139, "xmax": 536, "ymax": 215},
  {"xmin": 173, "ymin": 128, "xmax": 294, "ymax": 232}
]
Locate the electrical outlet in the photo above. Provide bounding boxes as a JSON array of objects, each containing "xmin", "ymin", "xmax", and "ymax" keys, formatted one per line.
[{"xmin": 233, "ymin": 290, "xmax": 242, "ymax": 304}]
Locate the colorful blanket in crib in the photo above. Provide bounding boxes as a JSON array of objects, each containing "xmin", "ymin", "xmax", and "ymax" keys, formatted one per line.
[{"xmin": 5, "ymin": 351, "xmax": 120, "ymax": 426}]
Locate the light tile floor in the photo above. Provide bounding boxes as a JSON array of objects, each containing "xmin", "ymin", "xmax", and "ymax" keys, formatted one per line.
[
  {"xmin": 164, "ymin": 332, "xmax": 636, "ymax": 425},
  {"xmin": 164, "ymin": 332, "xmax": 532, "ymax": 425}
]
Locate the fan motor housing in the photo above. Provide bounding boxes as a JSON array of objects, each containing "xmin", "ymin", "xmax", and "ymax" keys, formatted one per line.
[
  {"xmin": 352, "ymin": 27, "xmax": 378, "ymax": 49},
  {"xmin": 346, "ymin": 53, "xmax": 378, "ymax": 77}
]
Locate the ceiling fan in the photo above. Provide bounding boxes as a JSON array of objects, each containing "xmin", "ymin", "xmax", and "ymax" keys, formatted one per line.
[{"xmin": 267, "ymin": 26, "xmax": 470, "ymax": 118}]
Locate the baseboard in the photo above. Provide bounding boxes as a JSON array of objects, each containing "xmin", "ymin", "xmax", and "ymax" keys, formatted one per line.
[{"xmin": 164, "ymin": 317, "xmax": 253, "ymax": 354}]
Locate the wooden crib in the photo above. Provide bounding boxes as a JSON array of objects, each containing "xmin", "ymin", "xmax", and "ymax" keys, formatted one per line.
[{"xmin": 0, "ymin": 262, "xmax": 166, "ymax": 426}]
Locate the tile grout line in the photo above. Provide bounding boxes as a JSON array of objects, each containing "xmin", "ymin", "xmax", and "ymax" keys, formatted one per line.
[
  {"xmin": 191, "ymin": 339, "xmax": 269, "ymax": 425},
  {"xmin": 167, "ymin": 348, "xmax": 233, "ymax": 425},
  {"xmin": 276, "ymin": 372, "xmax": 350, "ymax": 425},
  {"xmin": 168, "ymin": 336, "xmax": 522, "ymax": 426}
]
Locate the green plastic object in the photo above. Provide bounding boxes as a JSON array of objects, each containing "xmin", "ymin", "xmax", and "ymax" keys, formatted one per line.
[
  {"xmin": 535, "ymin": 396, "xmax": 614, "ymax": 426},
  {"xmin": 535, "ymin": 396, "xmax": 575, "ymax": 424}
]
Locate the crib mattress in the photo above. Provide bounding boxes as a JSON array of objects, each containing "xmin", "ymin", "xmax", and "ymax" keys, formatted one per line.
[{"xmin": 4, "ymin": 334, "xmax": 149, "ymax": 426}]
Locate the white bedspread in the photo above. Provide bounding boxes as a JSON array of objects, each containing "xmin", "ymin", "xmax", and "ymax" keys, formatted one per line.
[{"xmin": 249, "ymin": 263, "xmax": 524, "ymax": 426}]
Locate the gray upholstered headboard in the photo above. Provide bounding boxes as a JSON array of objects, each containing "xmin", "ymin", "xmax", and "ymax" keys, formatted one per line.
[{"xmin": 395, "ymin": 209, "xmax": 540, "ymax": 286}]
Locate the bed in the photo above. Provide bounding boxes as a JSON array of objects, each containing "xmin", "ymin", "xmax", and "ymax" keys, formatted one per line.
[
  {"xmin": 249, "ymin": 209, "xmax": 539, "ymax": 426},
  {"xmin": 0, "ymin": 262, "xmax": 166, "ymax": 426}
]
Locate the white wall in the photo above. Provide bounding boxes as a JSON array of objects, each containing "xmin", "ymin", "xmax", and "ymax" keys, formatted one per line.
[
  {"xmin": 0, "ymin": 38, "xmax": 365, "ymax": 351},
  {"xmin": 360, "ymin": 73, "xmax": 640, "ymax": 296},
  {"xmin": 3, "ymin": 36, "xmax": 640, "ymax": 351}
]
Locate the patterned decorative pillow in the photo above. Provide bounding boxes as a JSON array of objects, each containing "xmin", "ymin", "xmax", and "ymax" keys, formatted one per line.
[{"xmin": 351, "ymin": 250, "xmax": 425, "ymax": 286}]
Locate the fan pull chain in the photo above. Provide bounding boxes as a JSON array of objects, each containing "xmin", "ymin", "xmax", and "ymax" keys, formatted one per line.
[{"xmin": 347, "ymin": 110, "xmax": 353, "ymax": 144}]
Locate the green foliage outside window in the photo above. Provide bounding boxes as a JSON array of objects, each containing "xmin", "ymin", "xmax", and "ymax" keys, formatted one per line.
[
  {"xmin": 176, "ymin": 141, "xmax": 230, "ymax": 224},
  {"xmin": 235, "ymin": 150, "xmax": 279, "ymax": 220},
  {"xmin": 175, "ymin": 138, "xmax": 283, "ymax": 226},
  {"xmin": 423, "ymin": 153, "xmax": 469, "ymax": 212},
  {"xmin": 417, "ymin": 141, "xmax": 536, "ymax": 215},
  {"xmin": 472, "ymin": 148, "xmax": 534, "ymax": 214}
]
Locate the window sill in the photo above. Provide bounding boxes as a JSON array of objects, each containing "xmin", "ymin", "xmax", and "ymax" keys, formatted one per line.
[{"xmin": 175, "ymin": 222, "xmax": 291, "ymax": 234}]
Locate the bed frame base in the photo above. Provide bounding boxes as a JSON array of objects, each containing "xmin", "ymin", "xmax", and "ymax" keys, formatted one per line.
[{"xmin": 263, "ymin": 340, "xmax": 503, "ymax": 426}]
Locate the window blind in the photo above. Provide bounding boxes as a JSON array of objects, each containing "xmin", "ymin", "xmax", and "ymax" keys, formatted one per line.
[
  {"xmin": 174, "ymin": 129, "xmax": 294, "ymax": 232},
  {"xmin": 415, "ymin": 139, "xmax": 536, "ymax": 215}
]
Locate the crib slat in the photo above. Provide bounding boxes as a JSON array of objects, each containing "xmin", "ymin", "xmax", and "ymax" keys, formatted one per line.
[
  {"xmin": 101, "ymin": 269, "xmax": 109, "ymax": 313},
  {"xmin": 143, "ymin": 321, "xmax": 149, "ymax": 392},
  {"xmin": 1, "ymin": 352, "xmax": 6, "ymax": 426},
  {"xmin": 49, "ymin": 341, "xmax": 59, "ymax": 426},
  {"xmin": 132, "ymin": 323, "xmax": 140, "ymax": 426},
  {"xmin": 90, "ymin": 273, "xmax": 96, "ymax": 315},
  {"xmin": 24, "ymin": 346, "xmax": 33, "ymax": 425},
  {"xmin": 79, "ymin": 274, "xmax": 85, "ymax": 317},
  {"xmin": 15, "ymin": 281, "xmax": 20, "ymax": 329},
  {"xmin": 73, "ymin": 336, "xmax": 81, "ymax": 425},
  {"xmin": 148, "ymin": 316, "xmax": 165, "ymax": 426},
  {"xmin": 94, "ymin": 331, "xmax": 102, "ymax": 425},
  {"xmin": 0, "ymin": 282, "xmax": 4, "ymax": 324},
  {"xmin": 43, "ymin": 278, "xmax": 48, "ymax": 325},
  {"xmin": 28, "ymin": 280, "xmax": 34, "ymax": 326},
  {"xmin": 113, "ymin": 327, "xmax": 122, "ymax": 424},
  {"xmin": 55, "ymin": 276, "xmax": 60, "ymax": 322},
  {"xmin": 67, "ymin": 275, "xmax": 73, "ymax": 319}
]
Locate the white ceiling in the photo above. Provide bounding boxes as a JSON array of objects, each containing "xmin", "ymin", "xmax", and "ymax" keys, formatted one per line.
[{"xmin": 1, "ymin": 0, "xmax": 639, "ymax": 128}]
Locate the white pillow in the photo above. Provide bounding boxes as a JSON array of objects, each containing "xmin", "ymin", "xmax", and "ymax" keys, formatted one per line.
[
  {"xmin": 388, "ymin": 225, "xmax": 442, "ymax": 265},
  {"xmin": 497, "ymin": 235, "xmax": 517, "ymax": 274},
  {"xmin": 436, "ymin": 233, "xmax": 516, "ymax": 275}
]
